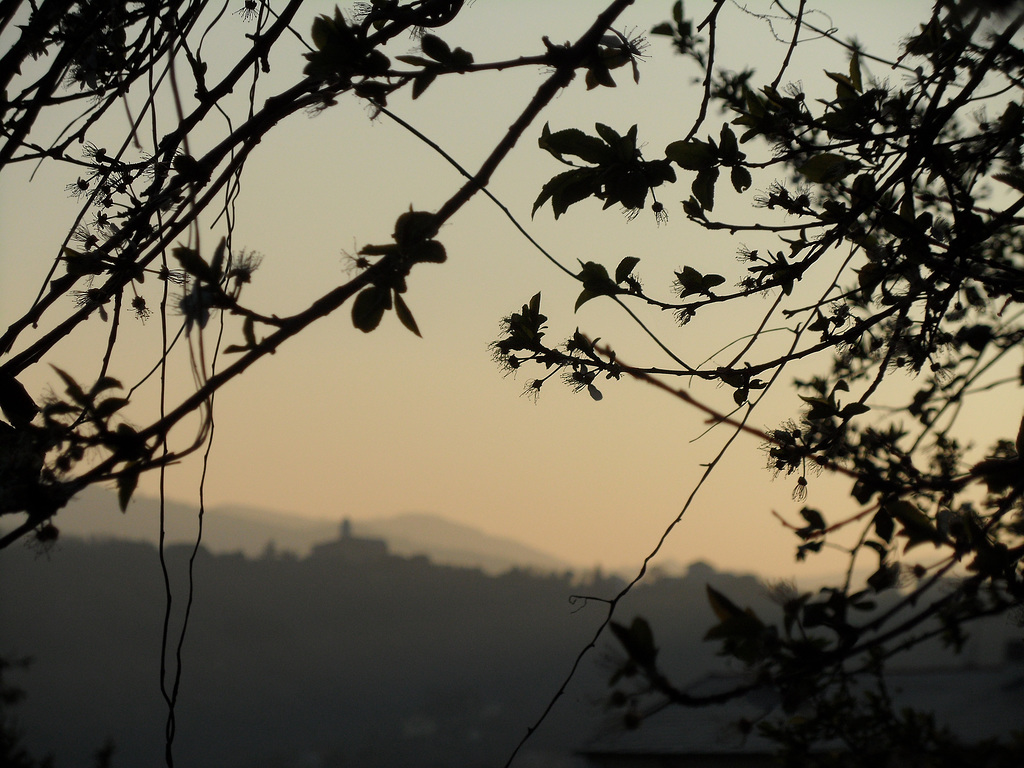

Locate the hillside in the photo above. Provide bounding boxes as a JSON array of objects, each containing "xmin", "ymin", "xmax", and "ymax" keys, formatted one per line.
[
  {"xmin": 1, "ymin": 535, "xmax": 762, "ymax": 767},
  {"xmin": 46, "ymin": 486, "xmax": 571, "ymax": 574},
  {"xmin": 2, "ymin": 534, "xmax": 1017, "ymax": 767}
]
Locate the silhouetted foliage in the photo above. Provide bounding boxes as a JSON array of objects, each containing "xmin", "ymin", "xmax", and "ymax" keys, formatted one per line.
[
  {"xmin": 0, "ymin": 655, "xmax": 115, "ymax": 768},
  {"xmin": 0, "ymin": 655, "xmax": 53, "ymax": 768},
  {"xmin": 491, "ymin": 0, "xmax": 1024, "ymax": 762}
]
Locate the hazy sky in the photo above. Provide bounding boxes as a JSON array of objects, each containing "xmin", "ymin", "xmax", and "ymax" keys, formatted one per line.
[{"xmin": 2, "ymin": 0, "xmax": 970, "ymax": 578}]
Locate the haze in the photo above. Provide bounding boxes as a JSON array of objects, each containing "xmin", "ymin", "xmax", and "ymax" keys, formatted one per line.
[{"xmin": 0, "ymin": 1, "xmax": 954, "ymax": 579}]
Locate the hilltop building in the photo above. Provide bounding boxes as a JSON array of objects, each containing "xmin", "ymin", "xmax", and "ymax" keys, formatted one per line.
[{"xmin": 309, "ymin": 517, "xmax": 388, "ymax": 564}]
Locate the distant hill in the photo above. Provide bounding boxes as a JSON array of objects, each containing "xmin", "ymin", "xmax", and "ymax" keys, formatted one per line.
[
  {"xmin": 2, "ymin": 536, "xmax": 1016, "ymax": 768},
  {"xmin": 357, "ymin": 512, "xmax": 570, "ymax": 574},
  {"xmin": 0, "ymin": 535, "xmax": 767, "ymax": 768},
  {"xmin": 41, "ymin": 486, "xmax": 571, "ymax": 574}
]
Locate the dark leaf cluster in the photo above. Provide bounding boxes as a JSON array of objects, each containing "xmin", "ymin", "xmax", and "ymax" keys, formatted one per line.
[
  {"xmin": 498, "ymin": 1, "xmax": 1024, "ymax": 753},
  {"xmin": 533, "ymin": 123, "xmax": 675, "ymax": 219}
]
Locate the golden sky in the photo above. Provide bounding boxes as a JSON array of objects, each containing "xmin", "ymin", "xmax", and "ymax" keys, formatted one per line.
[{"xmin": 3, "ymin": 0, "xmax": 971, "ymax": 578}]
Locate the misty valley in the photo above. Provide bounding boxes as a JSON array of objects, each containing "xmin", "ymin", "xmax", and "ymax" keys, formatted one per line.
[{"xmin": 2, "ymin": 506, "xmax": 1020, "ymax": 768}]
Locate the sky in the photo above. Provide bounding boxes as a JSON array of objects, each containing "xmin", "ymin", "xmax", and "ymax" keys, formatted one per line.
[{"xmin": 1, "ymin": 0, "xmax": 975, "ymax": 580}]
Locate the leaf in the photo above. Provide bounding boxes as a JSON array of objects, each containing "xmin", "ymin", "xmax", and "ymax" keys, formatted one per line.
[
  {"xmin": 664, "ymin": 139, "xmax": 717, "ymax": 170},
  {"xmin": 857, "ymin": 261, "xmax": 885, "ymax": 296},
  {"xmin": 310, "ymin": 14, "xmax": 332, "ymax": 51},
  {"xmin": 585, "ymin": 62, "xmax": 616, "ymax": 89},
  {"xmin": 0, "ymin": 373, "xmax": 38, "ymax": 427},
  {"xmin": 575, "ymin": 261, "xmax": 618, "ymax": 310},
  {"xmin": 702, "ymin": 273, "xmax": 725, "ymax": 291},
  {"xmin": 849, "ymin": 49, "xmax": 863, "ymax": 93},
  {"xmin": 676, "ymin": 265, "xmax": 703, "ymax": 297},
  {"xmin": 993, "ymin": 168, "xmax": 1024, "ymax": 192},
  {"xmin": 730, "ymin": 165, "xmax": 752, "ymax": 193},
  {"xmin": 411, "ymin": 70, "xmax": 437, "ymax": 99},
  {"xmin": 887, "ymin": 500, "xmax": 942, "ymax": 550},
  {"xmin": 407, "ymin": 239, "xmax": 447, "ymax": 264},
  {"xmin": 393, "ymin": 209, "xmax": 436, "ymax": 246},
  {"xmin": 113, "ymin": 422, "xmax": 144, "ymax": 458},
  {"xmin": 528, "ymin": 291, "xmax": 542, "ymax": 316},
  {"xmin": 93, "ymin": 397, "xmax": 129, "ymax": 420},
  {"xmin": 351, "ymin": 286, "xmax": 391, "ymax": 333},
  {"xmin": 51, "ymin": 366, "xmax": 88, "ymax": 406},
  {"xmin": 574, "ymin": 288, "xmax": 598, "ymax": 312},
  {"xmin": 867, "ymin": 562, "xmax": 899, "ymax": 592},
  {"xmin": 532, "ymin": 167, "xmax": 599, "ymax": 219},
  {"xmin": 676, "ymin": 266, "xmax": 724, "ymax": 298},
  {"xmin": 703, "ymin": 585, "xmax": 766, "ymax": 666},
  {"xmin": 796, "ymin": 541, "xmax": 823, "ymax": 560},
  {"xmin": 117, "ymin": 465, "xmax": 139, "ymax": 512},
  {"xmin": 360, "ymin": 243, "xmax": 398, "ymax": 257},
  {"xmin": 826, "ymin": 71, "xmax": 858, "ymax": 100},
  {"xmin": 354, "ymin": 80, "xmax": 390, "ymax": 106},
  {"xmin": 210, "ymin": 237, "xmax": 227, "ymax": 282},
  {"xmin": 799, "ymin": 394, "xmax": 838, "ymax": 421},
  {"xmin": 850, "ymin": 594, "xmax": 876, "ymax": 612},
  {"xmin": 242, "ymin": 316, "xmax": 257, "ymax": 348},
  {"xmin": 594, "ymin": 123, "xmax": 622, "ymax": 146},
  {"xmin": 718, "ymin": 123, "xmax": 739, "ymax": 163},
  {"xmin": 42, "ymin": 401, "xmax": 77, "ymax": 417},
  {"xmin": 682, "ymin": 196, "xmax": 705, "ymax": 219},
  {"xmin": 61, "ymin": 247, "xmax": 105, "ymax": 276},
  {"xmin": 450, "ymin": 47, "xmax": 474, "ymax": 67},
  {"xmin": 610, "ymin": 617, "xmax": 658, "ymax": 667},
  {"xmin": 172, "ymin": 244, "xmax": 215, "ymax": 283},
  {"xmin": 840, "ymin": 402, "xmax": 870, "ymax": 418},
  {"xmin": 691, "ymin": 167, "xmax": 719, "ymax": 211},
  {"xmin": 89, "ymin": 376, "xmax": 123, "ymax": 396},
  {"xmin": 615, "ymin": 256, "xmax": 640, "ymax": 284},
  {"xmin": 180, "ymin": 284, "xmax": 214, "ymax": 331},
  {"xmin": 800, "ymin": 507, "xmax": 826, "ymax": 531},
  {"xmin": 706, "ymin": 585, "xmax": 746, "ymax": 623},
  {"xmin": 619, "ymin": 124, "xmax": 640, "ymax": 159},
  {"xmin": 844, "ymin": 472, "xmax": 868, "ymax": 502},
  {"xmin": 797, "ymin": 153, "xmax": 860, "ymax": 184},
  {"xmin": 864, "ymin": 540, "xmax": 888, "ymax": 558},
  {"xmin": 395, "ymin": 54, "xmax": 434, "ymax": 67},
  {"xmin": 743, "ymin": 85, "xmax": 767, "ymax": 119},
  {"xmin": 578, "ymin": 261, "xmax": 616, "ymax": 292},
  {"xmin": 420, "ymin": 33, "xmax": 451, "ymax": 64},
  {"xmin": 538, "ymin": 123, "xmax": 611, "ymax": 165},
  {"xmin": 393, "ymin": 292, "xmax": 421, "ymax": 337}
]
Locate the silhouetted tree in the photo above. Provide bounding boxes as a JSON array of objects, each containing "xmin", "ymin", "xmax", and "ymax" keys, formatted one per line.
[
  {"xmin": 0, "ymin": 0, "xmax": 650, "ymax": 548},
  {"xmin": 0, "ymin": 655, "xmax": 52, "ymax": 768},
  {"xmin": 0, "ymin": 2, "xmax": 642, "ymax": 764},
  {"xmin": 1, "ymin": 1, "xmax": 1022, "ymax": 766},
  {"xmin": 493, "ymin": 1, "xmax": 1024, "ymax": 764}
]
